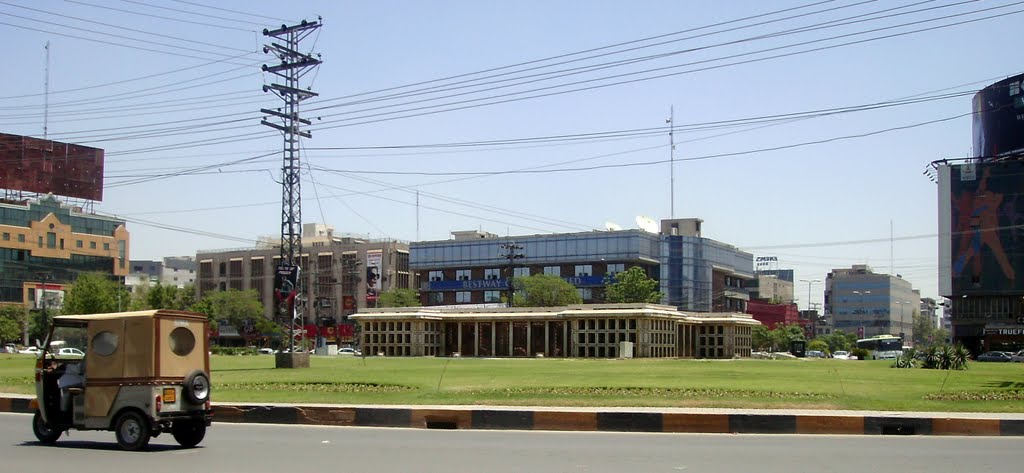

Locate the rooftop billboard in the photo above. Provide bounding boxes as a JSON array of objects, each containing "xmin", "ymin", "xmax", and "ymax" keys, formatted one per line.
[
  {"xmin": 945, "ymin": 161, "xmax": 1024, "ymax": 295},
  {"xmin": 972, "ymin": 73, "xmax": 1024, "ymax": 159},
  {"xmin": 0, "ymin": 133, "xmax": 104, "ymax": 201}
]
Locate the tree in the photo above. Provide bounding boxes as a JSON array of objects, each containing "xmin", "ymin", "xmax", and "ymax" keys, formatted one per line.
[
  {"xmin": 377, "ymin": 288, "xmax": 422, "ymax": 308},
  {"xmin": 513, "ymin": 274, "xmax": 582, "ymax": 307},
  {"xmin": 0, "ymin": 305, "xmax": 27, "ymax": 344},
  {"xmin": 604, "ymin": 266, "xmax": 662, "ymax": 304},
  {"xmin": 752, "ymin": 325, "xmax": 772, "ymax": 351},
  {"xmin": 190, "ymin": 289, "xmax": 264, "ymax": 331},
  {"xmin": 816, "ymin": 330, "xmax": 855, "ymax": 353},
  {"xmin": 912, "ymin": 313, "xmax": 949, "ymax": 347},
  {"xmin": 63, "ymin": 272, "xmax": 129, "ymax": 315},
  {"xmin": 807, "ymin": 339, "xmax": 829, "ymax": 354}
]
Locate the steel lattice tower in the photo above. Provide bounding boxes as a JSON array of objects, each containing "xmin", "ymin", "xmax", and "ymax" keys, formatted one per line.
[{"xmin": 261, "ymin": 19, "xmax": 322, "ymax": 360}]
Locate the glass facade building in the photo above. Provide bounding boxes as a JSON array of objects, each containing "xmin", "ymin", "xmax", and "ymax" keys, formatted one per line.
[
  {"xmin": 0, "ymin": 195, "xmax": 129, "ymax": 306},
  {"xmin": 412, "ymin": 220, "xmax": 754, "ymax": 312}
]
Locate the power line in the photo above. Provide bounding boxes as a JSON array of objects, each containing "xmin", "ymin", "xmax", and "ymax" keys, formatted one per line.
[
  {"xmin": 65, "ymin": 0, "xmax": 257, "ymax": 32},
  {"xmin": 0, "ymin": 2, "xmax": 254, "ymax": 53},
  {"xmin": 169, "ymin": 0, "xmax": 293, "ymax": 23},
  {"xmin": 118, "ymin": 0, "xmax": 270, "ymax": 27}
]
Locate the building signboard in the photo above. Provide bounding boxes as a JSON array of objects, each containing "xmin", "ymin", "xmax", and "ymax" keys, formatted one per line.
[{"xmin": 429, "ymin": 275, "xmax": 606, "ymax": 291}]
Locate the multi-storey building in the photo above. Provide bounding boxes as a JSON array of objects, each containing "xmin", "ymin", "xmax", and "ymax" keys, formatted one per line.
[
  {"xmin": 747, "ymin": 272, "xmax": 795, "ymax": 304},
  {"xmin": 196, "ymin": 223, "xmax": 410, "ymax": 343},
  {"xmin": 0, "ymin": 194, "xmax": 129, "ymax": 313},
  {"xmin": 823, "ymin": 265, "xmax": 918, "ymax": 342},
  {"xmin": 127, "ymin": 256, "xmax": 196, "ymax": 290},
  {"xmin": 410, "ymin": 218, "xmax": 753, "ymax": 313}
]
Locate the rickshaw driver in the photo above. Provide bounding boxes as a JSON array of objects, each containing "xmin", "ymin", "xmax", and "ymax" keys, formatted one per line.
[{"xmin": 56, "ymin": 356, "xmax": 85, "ymax": 411}]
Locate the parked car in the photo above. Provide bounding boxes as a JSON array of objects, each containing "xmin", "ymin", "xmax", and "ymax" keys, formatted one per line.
[
  {"xmin": 4, "ymin": 343, "xmax": 16, "ymax": 354},
  {"xmin": 57, "ymin": 347, "xmax": 85, "ymax": 357},
  {"xmin": 1011, "ymin": 350, "xmax": 1024, "ymax": 362},
  {"xmin": 18, "ymin": 346, "xmax": 40, "ymax": 355},
  {"xmin": 258, "ymin": 348, "xmax": 276, "ymax": 355},
  {"xmin": 338, "ymin": 347, "xmax": 361, "ymax": 356},
  {"xmin": 806, "ymin": 350, "xmax": 826, "ymax": 358},
  {"xmin": 832, "ymin": 350, "xmax": 850, "ymax": 360},
  {"xmin": 976, "ymin": 351, "xmax": 1013, "ymax": 362}
]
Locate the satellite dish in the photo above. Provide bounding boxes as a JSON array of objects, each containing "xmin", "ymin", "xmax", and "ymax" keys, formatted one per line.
[
  {"xmin": 635, "ymin": 215, "xmax": 658, "ymax": 234},
  {"xmin": 605, "ymin": 221, "xmax": 622, "ymax": 231}
]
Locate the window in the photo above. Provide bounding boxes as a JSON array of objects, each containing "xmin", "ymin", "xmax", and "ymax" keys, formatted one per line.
[
  {"xmin": 543, "ymin": 266, "xmax": 560, "ymax": 276},
  {"xmin": 484, "ymin": 268, "xmax": 501, "ymax": 280},
  {"xmin": 17, "ymin": 234, "xmax": 24, "ymax": 243},
  {"xmin": 91, "ymin": 331, "xmax": 119, "ymax": 356},
  {"xmin": 484, "ymin": 290, "xmax": 502, "ymax": 303},
  {"xmin": 429, "ymin": 270, "xmax": 444, "ymax": 282},
  {"xmin": 575, "ymin": 265, "xmax": 592, "ymax": 276},
  {"xmin": 1, "ymin": 233, "xmax": 8, "ymax": 241},
  {"xmin": 456, "ymin": 291, "xmax": 471, "ymax": 303},
  {"xmin": 46, "ymin": 232, "xmax": 56, "ymax": 249},
  {"xmin": 89, "ymin": 241, "xmax": 95, "ymax": 249},
  {"xmin": 427, "ymin": 292, "xmax": 444, "ymax": 304},
  {"xmin": 577, "ymin": 288, "xmax": 592, "ymax": 300},
  {"xmin": 169, "ymin": 327, "xmax": 196, "ymax": 356},
  {"xmin": 456, "ymin": 269, "xmax": 471, "ymax": 281},
  {"xmin": 103, "ymin": 242, "xmax": 110, "ymax": 250},
  {"xmin": 608, "ymin": 263, "xmax": 624, "ymax": 277},
  {"xmin": 76, "ymin": 240, "xmax": 82, "ymax": 248},
  {"xmin": 513, "ymin": 267, "xmax": 530, "ymax": 277}
]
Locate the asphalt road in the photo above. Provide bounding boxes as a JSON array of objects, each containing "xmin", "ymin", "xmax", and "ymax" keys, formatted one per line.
[{"xmin": 0, "ymin": 413, "xmax": 1018, "ymax": 473}]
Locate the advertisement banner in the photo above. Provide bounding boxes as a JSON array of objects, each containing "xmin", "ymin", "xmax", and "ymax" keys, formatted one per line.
[
  {"xmin": 949, "ymin": 162, "xmax": 1024, "ymax": 294},
  {"xmin": 366, "ymin": 250, "xmax": 382, "ymax": 304},
  {"xmin": 34, "ymin": 286, "xmax": 65, "ymax": 311}
]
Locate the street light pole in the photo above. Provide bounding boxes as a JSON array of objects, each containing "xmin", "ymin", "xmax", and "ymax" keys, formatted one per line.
[{"xmin": 799, "ymin": 279, "xmax": 820, "ymax": 312}]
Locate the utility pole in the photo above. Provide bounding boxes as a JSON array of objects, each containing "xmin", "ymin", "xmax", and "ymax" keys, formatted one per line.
[
  {"xmin": 262, "ymin": 18, "xmax": 322, "ymax": 367},
  {"xmin": 499, "ymin": 242, "xmax": 524, "ymax": 307}
]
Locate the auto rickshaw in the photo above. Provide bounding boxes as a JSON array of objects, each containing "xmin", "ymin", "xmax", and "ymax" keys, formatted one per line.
[{"xmin": 31, "ymin": 310, "xmax": 212, "ymax": 450}]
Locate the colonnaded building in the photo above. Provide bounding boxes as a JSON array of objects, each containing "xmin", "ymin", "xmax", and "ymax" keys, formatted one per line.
[{"xmin": 351, "ymin": 303, "xmax": 758, "ymax": 359}]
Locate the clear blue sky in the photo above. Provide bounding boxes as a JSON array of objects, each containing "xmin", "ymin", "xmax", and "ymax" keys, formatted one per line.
[{"xmin": 3, "ymin": 0, "xmax": 1020, "ymax": 308}]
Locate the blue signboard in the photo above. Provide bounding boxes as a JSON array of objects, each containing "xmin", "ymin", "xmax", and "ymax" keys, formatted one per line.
[{"xmin": 429, "ymin": 276, "xmax": 606, "ymax": 292}]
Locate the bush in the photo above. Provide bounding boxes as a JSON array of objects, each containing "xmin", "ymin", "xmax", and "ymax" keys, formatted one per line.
[
  {"xmin": 211, "ymin": 346, "xmax": 258, "ymax": 356},
  {"xmin": 891, "ymin": 348, "xmax": 918, "ymax": 368},
  {"xmin": 850, "ymin": 348, "xmax": 870, "ymax": 360}
]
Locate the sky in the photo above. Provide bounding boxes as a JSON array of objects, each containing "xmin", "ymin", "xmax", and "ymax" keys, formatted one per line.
[{"xmin": 2, "ymin": 0, "xmax": 1020, "ymax": 310}]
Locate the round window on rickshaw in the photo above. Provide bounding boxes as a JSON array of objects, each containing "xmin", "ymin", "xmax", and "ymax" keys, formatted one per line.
[
  {"xmin": 91, "ymin": 331, "xmax": 118, "ymax": 356},
  {"xmin": 169, "ymin": 327, "xmax": 196, "ymax": 356}
]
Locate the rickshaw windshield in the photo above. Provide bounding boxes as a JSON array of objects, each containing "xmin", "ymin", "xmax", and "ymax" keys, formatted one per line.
[{"xmin": 46, "ymin": 325, "xmax": 88, "ymax": 359}]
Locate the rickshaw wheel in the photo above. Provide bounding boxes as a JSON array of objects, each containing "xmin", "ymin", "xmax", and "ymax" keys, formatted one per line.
[
  {"xmin": 114, "ymin": 411, "xmax": 151, "ymax": 451},
  {"xmin": 171, "ymin": 420, "xmax": 206, "ymax": 448},
  {"xmin": 32, "ymin": 410, "xmax": 62, "ymax": 445}
]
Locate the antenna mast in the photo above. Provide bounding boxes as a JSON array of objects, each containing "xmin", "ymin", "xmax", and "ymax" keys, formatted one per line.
[
  {"xmin": 261, "ymin": 19, "xmax": 322, "ymax": 367},
  {"xmin": 667, "ymin": 105, "xmax": 675, "ymax": 219},
  {"xmin": 44, "ymin": 41, "xmax": 50, "ymax": 140}
]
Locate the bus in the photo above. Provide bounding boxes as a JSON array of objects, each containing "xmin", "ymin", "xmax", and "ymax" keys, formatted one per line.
[{"xmin": 855, "ymin": 335, "xmax": 903, "ymax": 360}]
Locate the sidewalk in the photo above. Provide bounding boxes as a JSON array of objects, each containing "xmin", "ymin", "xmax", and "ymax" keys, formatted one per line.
[{"xmin": 3, "ymin": 393, "xmax": 1022, "ymax": 436}]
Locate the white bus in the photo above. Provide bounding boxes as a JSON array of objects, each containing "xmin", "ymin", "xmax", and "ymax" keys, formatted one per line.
[{"xmin": 855, "ymin": 335, "xmax": 903, "ymax": 360}]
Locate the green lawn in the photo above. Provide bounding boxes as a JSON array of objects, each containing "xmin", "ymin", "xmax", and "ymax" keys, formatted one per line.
[{"xmin": 2, "ymin": 354, "xmax": 1022, "ymax": 412}]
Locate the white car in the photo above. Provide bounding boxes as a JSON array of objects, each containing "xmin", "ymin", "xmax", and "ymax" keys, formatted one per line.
[
  {"xmin": 258, "ymin": 348, "xmax": 276, "ymax": 355},
  {"xmin": 57, "ymin": 347, "xmax": 85, "ymax": 357},
  {"xmin": 1011, "ymin": 350, "xmax": 1024, "ymax": 362},
  {"xmin": 18, "ymin": 346, "xmax": 41, "ymax": 355},
  {"xmin": 832, "ymin": 351, "xmax": 850, "ymax": 360},
  {"xmin": 338, "ymin": 347, "xmax": 361, "ymax": 356}
]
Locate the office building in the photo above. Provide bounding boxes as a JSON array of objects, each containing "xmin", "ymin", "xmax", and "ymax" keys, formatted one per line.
[{"xmin": 823, "ymin": 265, "xmax": 918, "ymax": 342}]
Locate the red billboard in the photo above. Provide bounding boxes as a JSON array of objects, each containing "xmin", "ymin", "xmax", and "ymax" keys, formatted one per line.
[{"xmin": 0, "ymin": 133, "xmax": 104, "ymax": 201}]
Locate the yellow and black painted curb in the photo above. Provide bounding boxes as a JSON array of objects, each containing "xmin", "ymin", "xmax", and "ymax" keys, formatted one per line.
[{"xmin": 2, "ymin": 396, "xmax": 1021, "ymax": 436}]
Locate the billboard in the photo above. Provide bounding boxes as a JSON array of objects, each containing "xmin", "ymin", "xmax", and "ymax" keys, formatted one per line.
[
  {"xmin": 366, "ymin": 249, "xmax": 382, "ymax": 304},
  {"xmin": 946, "ymin": 161, "xmax": 1024, "ymax": 294},
  {"xmin": 0, "ymin": 133, "xmax": 104, "ymax": 201},
  {"xmin": 972, "ymin": 74, "xmax": 1024, "ymax": 159}
]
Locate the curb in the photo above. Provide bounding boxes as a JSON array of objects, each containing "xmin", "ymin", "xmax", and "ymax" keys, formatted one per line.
[{"xmin": 2, "ymin": 396, "xmax": 1021, "ymax": 436}]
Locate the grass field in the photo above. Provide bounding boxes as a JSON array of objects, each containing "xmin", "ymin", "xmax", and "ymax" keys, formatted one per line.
[{"xmin": 2, "ymin": 354, "xmax": 1022, "ymax": 412}]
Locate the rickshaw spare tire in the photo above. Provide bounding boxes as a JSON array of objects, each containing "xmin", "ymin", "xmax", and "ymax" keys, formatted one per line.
[
  {"xmin": 183, "ymin": 370, "xmax": 210, "ymax": 404},
  {"xmin": 32, "ymin": 410, "xmax": 62, "ymax": 445}
]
